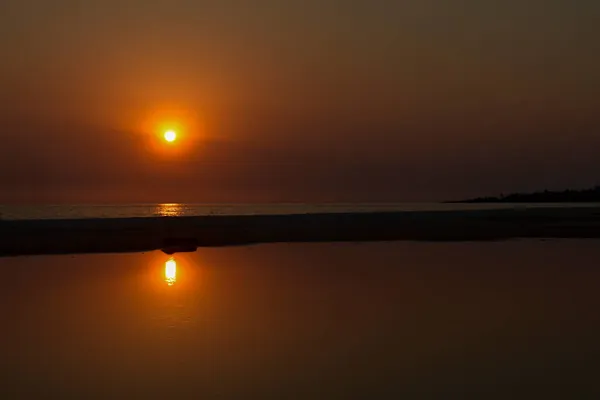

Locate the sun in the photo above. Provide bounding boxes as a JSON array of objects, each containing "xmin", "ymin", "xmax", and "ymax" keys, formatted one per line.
[{"xmin": 164, "ymin": 130, "xmax": 177, "ymax": 142}]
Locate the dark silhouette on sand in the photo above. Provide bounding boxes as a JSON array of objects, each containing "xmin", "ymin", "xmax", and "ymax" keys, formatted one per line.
[{"xmin": 452, "ymin": 186, "xmax": 600, "ymax": 203}]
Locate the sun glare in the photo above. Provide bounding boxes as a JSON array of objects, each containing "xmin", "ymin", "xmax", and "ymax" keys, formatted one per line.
[
  {"xmin": 164, "ymin": 130, "xmax": 177, "ymax": 142},
  {"xmin": 165, "ymin": 258, "xmax": 177, "ymax": 285}
]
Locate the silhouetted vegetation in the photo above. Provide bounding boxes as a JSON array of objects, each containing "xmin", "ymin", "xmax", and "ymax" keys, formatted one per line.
[{"xmin": 452, "ymin": 186, "xmax": 600, "ymax": 203}]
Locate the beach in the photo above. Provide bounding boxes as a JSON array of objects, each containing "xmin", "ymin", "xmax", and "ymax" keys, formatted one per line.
[{"xmin": 2, "ymin": 207, "xmax": 600, "ymax": 256}]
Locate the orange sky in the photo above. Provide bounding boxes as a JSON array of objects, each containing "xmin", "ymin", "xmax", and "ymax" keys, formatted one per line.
[{"xmin": 1, "ymin": 1, "xmax": 599, "ymax": 202}]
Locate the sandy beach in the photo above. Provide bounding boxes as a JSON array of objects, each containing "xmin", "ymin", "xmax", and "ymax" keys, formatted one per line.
[{"xmin": 2, "ymin": 207, "xmax": 600, "ymax": 256}]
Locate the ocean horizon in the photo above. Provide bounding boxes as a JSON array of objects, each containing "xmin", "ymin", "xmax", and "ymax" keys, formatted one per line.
[{"xmin": 2, "ymin": 202, "xmax": 600, "ymax": 221}]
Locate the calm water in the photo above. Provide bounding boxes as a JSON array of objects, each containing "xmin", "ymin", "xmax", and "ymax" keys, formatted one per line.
[
  {"xmin": 2, "ymin": 202, "xmax": 600, "ymax": 220},
  {"xmin": 3, "ymin": 241, "xmax": 600, "ymax": 398}
]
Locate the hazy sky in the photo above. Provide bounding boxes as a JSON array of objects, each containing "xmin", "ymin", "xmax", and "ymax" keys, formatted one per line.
[{"xmin": 1, "ymin": 0, "xmax": 599, "ymax": 202}]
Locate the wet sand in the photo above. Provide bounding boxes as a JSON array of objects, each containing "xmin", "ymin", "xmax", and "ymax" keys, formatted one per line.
[{"xmin": 2, "ymin": 207, "xmax": 600, "ymax": 256}]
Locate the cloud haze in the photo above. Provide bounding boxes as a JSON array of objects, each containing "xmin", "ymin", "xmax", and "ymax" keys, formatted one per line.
[{"xmin": 1, "ymin": 0, "xmax": 599, "ymax": 202}]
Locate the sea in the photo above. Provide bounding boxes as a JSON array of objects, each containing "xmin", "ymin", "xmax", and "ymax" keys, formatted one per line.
[
  {"xmin": 2, "ymin": 202, "xmax": 600, "ymax": 220},
  {"xmin": 3, "ymin": 203, "xmax": 600, "ymax": 398}
]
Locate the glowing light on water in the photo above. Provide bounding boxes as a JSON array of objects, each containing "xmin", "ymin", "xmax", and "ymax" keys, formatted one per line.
[
  {"xmin": 165, "ymin": 258, "xmax": 177, "ymax": 286},
  {"xmin": 156, "ymin": 203, "xmax": 184, "ymax": 217}
]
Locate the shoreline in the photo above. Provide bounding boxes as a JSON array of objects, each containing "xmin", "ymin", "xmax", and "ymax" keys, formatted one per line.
[{"xmin": 2, "ymin": 207, "xmax": 600, "ymax": 256}]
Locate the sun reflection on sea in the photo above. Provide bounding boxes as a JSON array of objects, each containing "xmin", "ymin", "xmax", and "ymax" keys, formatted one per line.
[
  {"xmin": 165, "ymin": 258, "xmax": 177, "ymax": 286},
  {"xmin": 156, "ymin": 203, "xmax": 184, "ymax": 217}
]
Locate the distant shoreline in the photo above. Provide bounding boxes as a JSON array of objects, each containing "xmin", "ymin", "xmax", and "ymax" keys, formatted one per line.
[
  {"xmin": 3, "ymin": 207, "xmax": 600, "ymax": 256},
  {"xmin": 448, "ymin": 200, "xmax": 600, "ymax": 204},
  {"xmin": 449, "ymin": 186, "xmax": 600, "ymax": 203}
]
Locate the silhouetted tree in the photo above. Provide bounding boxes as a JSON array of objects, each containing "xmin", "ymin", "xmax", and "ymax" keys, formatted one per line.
[{"xmin": 452, "ymin": 186, "xmax": 600, "ymax": 203}]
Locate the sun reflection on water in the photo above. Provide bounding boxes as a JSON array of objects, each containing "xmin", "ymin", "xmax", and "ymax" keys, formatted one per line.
[
  {"xmin": 165, "ymin": 258, "xmax": 177, "ymax": 286},
  {"xmin": 156, "ymin": 203, "xmax": 184, "ymax": 217}
]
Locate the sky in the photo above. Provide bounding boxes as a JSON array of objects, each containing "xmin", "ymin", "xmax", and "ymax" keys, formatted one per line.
[{"xmin": 1, "ymin": 0, "xmax": 599, "ymax": 203}]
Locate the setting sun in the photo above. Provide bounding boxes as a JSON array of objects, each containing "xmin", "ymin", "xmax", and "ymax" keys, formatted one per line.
[{"xmin": 164, "ymin": 130, "xmax": 177, "ymax": 142}]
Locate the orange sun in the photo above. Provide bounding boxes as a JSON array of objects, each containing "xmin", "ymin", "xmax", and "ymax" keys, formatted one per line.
[{"xmin": 164, "ymin": 130, "xmax": 177, "ymax": 142}]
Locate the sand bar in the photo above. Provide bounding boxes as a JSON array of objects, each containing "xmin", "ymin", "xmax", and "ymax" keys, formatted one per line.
[{"xmin": 2, "ymin": 207, "xmax": 600, "ymax": 256}]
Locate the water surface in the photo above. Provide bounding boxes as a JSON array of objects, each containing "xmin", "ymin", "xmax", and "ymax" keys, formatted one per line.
[
  {"xmin": 3, "ymin": 202, "xmax": 600, "ymax": 220},
  {"xmin": 3, "ymin": 241, "xmax": 600, "ymax": 398}
]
